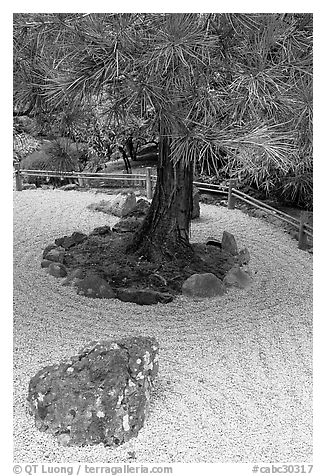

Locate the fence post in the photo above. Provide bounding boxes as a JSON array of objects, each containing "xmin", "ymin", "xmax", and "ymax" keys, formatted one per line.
[
  {"xmin": 298, "ymin": 211, "xmax": 308, "ymax": 250},
  {"xmin": 14, "ymin": 162, "xmax": 23, "ymax": 191},
  {"xmin": 146, "ymin": 167, "xmax": 153, "ymax": 199},
  {"xmin": 228, "ymin": 179, "xmax": 236, "ymax": 209}
]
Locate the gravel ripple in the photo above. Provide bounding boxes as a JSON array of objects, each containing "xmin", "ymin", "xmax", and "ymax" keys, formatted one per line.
[{"xmin": 13, "ymin": 189, "xmax": 313, "ymax": 463}]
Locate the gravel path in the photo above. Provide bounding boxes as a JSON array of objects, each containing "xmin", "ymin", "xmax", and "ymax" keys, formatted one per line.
[{"xmin": 13, "ymin": 189, "xmax": 313, "ymax": 463}]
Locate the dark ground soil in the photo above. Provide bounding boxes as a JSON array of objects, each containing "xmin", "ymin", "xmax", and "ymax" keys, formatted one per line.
[
  {"xmin": 62, "ymin": 228, "xmax": 239, "ymax": 297},
  {"xmin": 50, "ymin": 155, "xmax": 312, "ymax": 295}
]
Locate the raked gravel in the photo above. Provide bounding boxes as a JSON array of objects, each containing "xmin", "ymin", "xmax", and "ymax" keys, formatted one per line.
[{"xmin": 13, "ymin": 189, "xmax": 313, "ymax": 463}]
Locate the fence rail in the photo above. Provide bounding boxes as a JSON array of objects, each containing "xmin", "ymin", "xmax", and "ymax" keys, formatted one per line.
[{"xmin": 14, "ymin": 166, "xmax": 312, "ymax": 250}]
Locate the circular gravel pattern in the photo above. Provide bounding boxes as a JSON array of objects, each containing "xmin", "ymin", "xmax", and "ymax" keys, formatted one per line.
[{"xmin": 13, "ymin": 189, "xmax": 313, "ymax": 463}]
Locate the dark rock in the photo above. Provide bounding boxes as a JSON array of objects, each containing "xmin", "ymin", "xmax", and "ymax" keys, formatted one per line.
[
  {"xmin": 42, "ymin": 243, "xmax": 57, "ymax": 259},
  {"xmin": 76, "ymin": 274, "xmax": 115, "ymax": 299},
  {"xmin": 124, "ymin": 199, "xmax": 150, "ymax": 219},
  {"xmin": 205, "ymin": 237, "xmax": 222, "ymax": 248},
  {"xmin": 90, "ymin": 226, "xmax": 112, "ymax": 236},
  {"xmin": 223, "ymin": 265, "xmax": 253, "ymax": 289},
  {"xmin": 182, "ymin": 273, "xmax": 226, "ymax": 298},
  {"xmin": 62, "ymin": 268, "xmax": 85, "ymax": 286},
  {"xmin": 44, "ymin": 246, "xmax": 66, "ymax": 263},
  {"xmin": 41, "ymin": 259, "xmax": 52, "ymax": 268},
  {"xmin": 59, "ymin": 184, "xmax": 79, "ymax": 191},
  {"xmin": 148, "ymin": 273, "xmax": 167, "ymax": 289},
  {"xmin": 113, "ymin": 217, "xmax": 144, "ymax": 233},
  {"xmin": 48, "ymin": 262, "xmax": 68, "ymax": 278},
  {"xmin": 191, "ymin": 186, "xmax": 200, "ymax": 219},
  {"xmin": 27, "ymin": 336, "xmax": 159, "ymax": 447},
  {"xmin": 116, "ymin": 288, "xmax": 173, "ymax": 305},
  {"xmin": 221, "ymin": 231, "xmax": 238, "ymax": 255},
  {"xmin": 55, "ymin": 232, "xmax": 87, "ymax": 250}
]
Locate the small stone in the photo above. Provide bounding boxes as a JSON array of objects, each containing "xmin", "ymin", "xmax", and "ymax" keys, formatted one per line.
[
  {"xmin": 41, "ymin": 259, "xmax": 52, "ymax": 268},
  {"xmin": 42, "ymin": 243, "xmax": 57, "ymax": 259},
  {"xmin": 62, "ymin": 268, "xmax": 85, "ymax": 287},
  {"xmin": 90, "ymin": 226, "xmax": 112, "ymax": 236},
  {"xmin": 57, "ymin": 434, "xmax": 71, "ymax": 446},
  {"xmin": 59, "ymin": 184, "xmax": 78, "ymax": 191},
  {"xmin": 44, "ymin": 247, "xmax": 66, "ymax": 263},
  {"xmin": 221, "ymin": 231, "xmax": 238, "ymax": 255},
  {"xmin": 124, "ymin": 199, "xmax": 150, "ymax": 218},
  {"xmin": 48, "ymin": 262, "xmax": 67, "ymax": 278},
  {"xmin": 223, "ymin": 265, "xmax": 253, "ymax": 289},
  {"xmin": 237, "ymin": 247, "xmax": 250, "ymax": 265},
  {"xmin": 182, "ymin": 273, "xmax": 226, "ymax": 298},
  {"xmin": 113, "ymin": 217, "xmax": 144, "ymax": 233},
  {"xmin": 116, "ymin": 288, "xmax": 173, "ymax": 305},
  {"xmin": 205, "ymin": 237, "xmax": 222, "ymax": 248},
  {"xmin": 76, "ymin": 274, "xmax": 115, "ymax": 299}
]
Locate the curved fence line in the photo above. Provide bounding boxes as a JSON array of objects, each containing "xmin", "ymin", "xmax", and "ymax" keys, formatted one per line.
[{"xmin": 14, "ymin": 166, "xmax": 312, "ymax": 249}]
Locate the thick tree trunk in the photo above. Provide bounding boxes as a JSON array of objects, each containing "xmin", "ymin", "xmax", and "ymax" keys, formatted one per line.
[{"xmin": 129, "ymin": 129, "xmax": 194, "ymax": 263}]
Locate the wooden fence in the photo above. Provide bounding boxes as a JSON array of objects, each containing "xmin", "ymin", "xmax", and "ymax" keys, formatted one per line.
[{"xmin": 14, "ymin": 166, "xmax": 312, "ymax": 250}]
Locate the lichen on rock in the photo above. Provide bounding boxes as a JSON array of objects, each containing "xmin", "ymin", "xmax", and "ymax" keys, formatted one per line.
[{"xmin": 27, "ymin": 336, "xmax": 159, "ymax": 447}]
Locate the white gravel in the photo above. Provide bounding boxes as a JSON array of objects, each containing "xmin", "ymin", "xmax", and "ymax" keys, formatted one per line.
[{"xmin": 13, "ymin": 189, "xmax": 313, "ymax": 463}]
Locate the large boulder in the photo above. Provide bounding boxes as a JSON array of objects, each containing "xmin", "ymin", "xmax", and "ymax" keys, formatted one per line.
[
  {"xmin": 221, "ymin": 231, "xmax": 238, "ymax": 255},
  {"xmin": 27, "ymin": 336, "xmax": 159, "ymax": 447},
  {"xmin": 182, "ymin": 273, "xmax": 226, "ymax": 298},
  {"xmin": 76, "ymin": 273, "xmax": 115, "ymax": 299},
  {"xmin": 223, "ymin": 265, "xmax": 253, "ymax": 289},
  {"xmin": 191, "ymin": 186, "xmax": 200, "ymax": 219}
]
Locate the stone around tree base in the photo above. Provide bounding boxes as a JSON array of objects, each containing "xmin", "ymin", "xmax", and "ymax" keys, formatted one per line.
[
  {"xmin": 223, "ymin": 265, "xmax": 253, "ymax": 289},
  {"xmin": 59, "ymin": 184, "xmax": 79, "ymax": 191},
  {"xmin": 41, "ymin": 259, "xmax": 52, "ymax": 268},
  {"xmin": 48, "ymin": 262, "xmax": 67, "ymax": 278},
  {"xmin": 27, "ymin": 336, "xmax": 159, "ymax": 447},
  {"xmin": 55, "ymin": 232, "xmax": 87, "ymax": 250},
  {"xmin": 236, "ymin": 248, "xmax": 250, "ymax": 266},
  {"xmin": 112, "ymin": 217, "xmax": 144, "ymax": 233},
  {"xmin": 221, "ymin": 231, "xmax": 238, "ymax": 255},
  {"xmin": 182, "ymin": 273, "xmax": 226, "ymax": 298},
  {"xmin": 116, "ymin": 288, "xmax": 174, "ymax": 305},
  {"xmin": 76, "ymin": 273, "xmax": 115, "ymax": 299},
  {"xmin": 43, "ymin": 246, "xmax": 66, "ymax": 263},
  {"xmin": 62, "ymin": 268, "xmax": 85, "ymax": 287}
]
